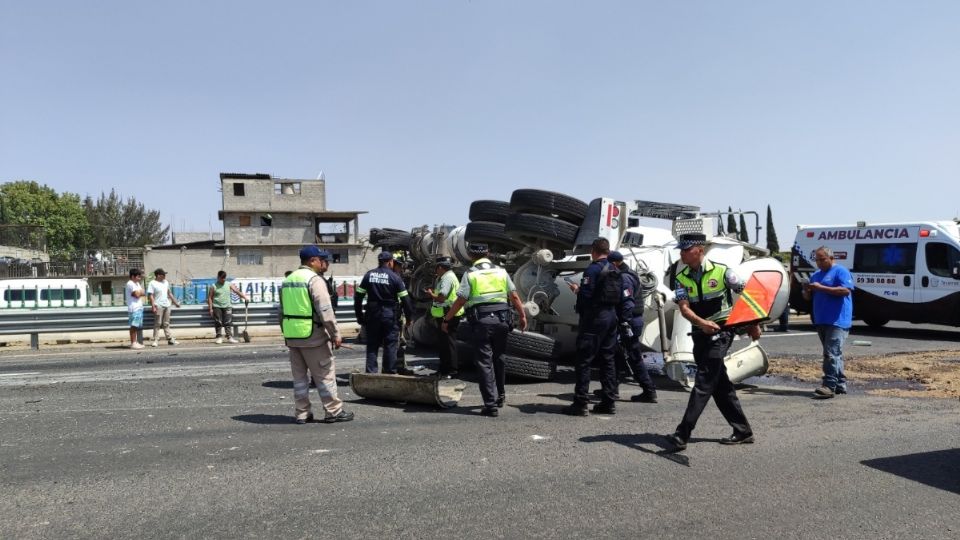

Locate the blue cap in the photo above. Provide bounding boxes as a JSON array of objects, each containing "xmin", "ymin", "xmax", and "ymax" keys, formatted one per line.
[
  {"xmin": 677, "ymin": 233, "xmax": 707, "ymax": 250},
  {"xmin": 377, "ymin": 251, "xmax": 394, "ymax": 262},
  {"xmin": 300, "ymin": 245, "xmax": 331, "ymax": 260},
  {"xmin": 608, "ymin": 251, "xmax": 623, "ymax": 262}
]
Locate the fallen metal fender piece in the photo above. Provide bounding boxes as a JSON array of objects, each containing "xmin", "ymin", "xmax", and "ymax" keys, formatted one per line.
[{"xmin": 349, "ymin": 372, "xmax": 466, "ymax": 408}]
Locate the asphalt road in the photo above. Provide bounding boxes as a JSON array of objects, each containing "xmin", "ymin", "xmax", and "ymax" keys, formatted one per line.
[{"xmin": 1, "ymin": 336, "xmax": 958, "ymax": 539}]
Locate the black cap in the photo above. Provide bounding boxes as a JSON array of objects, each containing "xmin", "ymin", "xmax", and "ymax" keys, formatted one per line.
[
  {"xmin": 154, "ymin": 268, "xmax": 166, "ymax": 276},
  {"xmin": 607, "ymin": 251, "xmax": 623, "ymax": 263},
  {"xmin": 677, "ymin": 232, "xmax": 707, "ymax": 250},
  {"xmin": 468, "ymin": 242, "xmax": 489, "ymax": 255},
  {"xmin": 435, "ymin": 256, "xmax": 454, "ymax": 268},
  {"xmin": 378, "ymin": 251, "xmax": 394, "ymax": 262}
]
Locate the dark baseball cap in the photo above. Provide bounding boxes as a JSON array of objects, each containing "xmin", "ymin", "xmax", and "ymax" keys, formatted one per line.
[
  {"xmin": 607, "ymin": 251, "xmax": 623, "ymax": 263},
  {"xmin": 300, "ymin": 245, "xmax": 331, "ymax": 259},
  {"xmin": 154, "ymin": 268, "xmax": 166, "ymax": 275},
  {"xmin": 468, "ymin": 242, "xmax": 489, "ymax": 254},
  {"xmin": 378, "ymin": 251, "xmax": 394, "ymax": 262}
]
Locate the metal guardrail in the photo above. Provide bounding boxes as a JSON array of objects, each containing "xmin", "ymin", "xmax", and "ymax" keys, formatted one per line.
[{"xmin": 0, "ymin": 304, "xmax": 358, "ymax": 349}]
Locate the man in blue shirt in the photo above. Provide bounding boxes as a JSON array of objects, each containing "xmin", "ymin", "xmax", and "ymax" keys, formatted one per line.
[{"xmin": 802, "ymin": 246, "xmax": 854, "ymax": 399}]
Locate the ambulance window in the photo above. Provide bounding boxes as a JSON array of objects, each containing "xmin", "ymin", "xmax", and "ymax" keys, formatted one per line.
[
  {"xmin": 925, "ymin": 243, "xmax": 960, "ymax": 278},
  {"xmin": 854, "ymin": 243, "xmax": 916, "ymax": 274}
]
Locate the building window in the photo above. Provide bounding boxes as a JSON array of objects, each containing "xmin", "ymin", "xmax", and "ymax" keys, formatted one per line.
[
  {"xmin": 328, "ymin": 249, "xmax": 349, "ymax": 264},
  {"xmin": 238, "ymin": 215, "xmax": 251, "ymax": 227},
  {"xmin": 260, "ymin": 215, "xmax": 273, "ymax": 227},
  {"xmin": 275, "ymin": 182, "xmax": 301, "ymax": 195},
  {"xmin": 233, "ymin": 183, "xmax": 245, "ymax": 196},
  {"xmin": 237, "ymin": 250, "xmax": 263, "ymax": 265}
]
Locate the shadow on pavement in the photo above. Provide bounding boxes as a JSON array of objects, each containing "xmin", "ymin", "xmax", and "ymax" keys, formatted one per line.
[
  {"xmin": 232, "ymin": 414, "xmax": 296, "ymax": 425},
  {"xmin": 579, "ymin": 433, "xmax": 691, "ymax": 467},
  {"xmin": 512, "ymin": 402, "xmax": 570, "ymax": 415},
  {"xmin": 861, "ymin": 448, "xmax": 960, "ymax": 494}
]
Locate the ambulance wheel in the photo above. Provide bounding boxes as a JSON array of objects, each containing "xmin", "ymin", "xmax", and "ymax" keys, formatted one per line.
[
  {"xmin": 863, "ymin": 317, "xmax": 889, "ymax": 328},
  {"xmin": 509, "ymin": 189, "xmax": 588, "ymax": 225},
  {"xmin": 468, "ymin": 200, "xmax": 511, "ymax": 224},
  {"xmin": 504, "ymin": 212, "xmax": 579, "ymax": 248}
]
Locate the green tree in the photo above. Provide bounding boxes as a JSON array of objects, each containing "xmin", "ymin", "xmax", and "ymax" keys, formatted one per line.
[
  {"xmin": 738, "ymin": 213, "xmax": 750, "ymax": 243},
  {"xmin": 766, "ymin": 204, "xmax": 780, "ymax": 253},
  {"xmin": 84, "ymin": 189, "xmax": 169, "ymax": 248},
  {"xmin": 0, "ymin": 180, "xmax": 91, "ymax": 258},
  {"xmin": 726, "ymin": 206, "xmax": 738, "ymax": 237}
]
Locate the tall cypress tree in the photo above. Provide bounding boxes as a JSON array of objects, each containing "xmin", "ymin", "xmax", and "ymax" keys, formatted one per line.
[
  {"xmin": 766, "ymin": 204, "xmax": 780, "ymax": 253},
  {"xmin": 727, "ymin": 206, "xmax": 738, "ymax": 237},
  {"xmin": 738, "ymin": 214, "xmax": 750, "ymax": 242}
]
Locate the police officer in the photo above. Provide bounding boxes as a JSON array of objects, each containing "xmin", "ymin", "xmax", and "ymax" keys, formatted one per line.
[
  {"xmin": 563, "ymin": 238, "xmax": 620, "ymax": 416},
  {"xmin": 425, "ymin": 255, "xmax": 463, "ymax": 379},
  {"xmin": 279, "ymin": 246, "xmax": 353, "ymax": 424},
  {"xmin": 354, "ymin": 251, "xmax": 414, "ymax": 374},
  {"xmin": 608, "ymin": 251, "xmax": 658, "ymax": 403},
  {"xmin": 665, "ymin": 233, "xmax": 760, "ymax": 451},
  {"xmin": 441, "ymin": 243, "xmax": 527, "ymax": 417}
]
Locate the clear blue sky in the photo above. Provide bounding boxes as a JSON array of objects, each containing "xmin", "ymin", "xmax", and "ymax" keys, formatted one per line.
[{"xmin": 2, "ymin": 1, "xmax": 959, "ymax": 247}]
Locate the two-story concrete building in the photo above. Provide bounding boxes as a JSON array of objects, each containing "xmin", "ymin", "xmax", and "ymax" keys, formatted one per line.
[{"xmin": 145, "ymin": 173, "xmax": 370, "ymax": 283}]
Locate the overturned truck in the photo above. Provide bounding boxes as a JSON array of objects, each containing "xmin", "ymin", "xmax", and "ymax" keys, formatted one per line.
[{"xmin": 375, "ymin": 190, "xmax": 788, "ymax": 389}]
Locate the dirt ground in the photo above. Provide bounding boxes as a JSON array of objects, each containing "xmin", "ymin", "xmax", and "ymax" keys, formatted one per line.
[{"xmin": 769, "ymin": 351, "xmax": 960, "ymax": 399}]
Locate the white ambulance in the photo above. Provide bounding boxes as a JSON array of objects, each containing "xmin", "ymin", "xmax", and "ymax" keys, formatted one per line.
[{"xmin": 789, "ymin": 220, "xmax": 960, "ymax": 327}]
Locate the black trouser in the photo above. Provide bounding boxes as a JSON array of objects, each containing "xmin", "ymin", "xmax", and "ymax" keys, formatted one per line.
[
  {"xmin": 622, "ymin": 315, "xmax": 656, "ymax": 391},
  {"xmin": 470, "ymin": 310, "xmax": 511, "ymax": 409},
  {"xmin": 365, "ymin": 306, "xmax": 399, "ymax": 374},
  {"xmin": 433, "ymin": 316, "xmax": 460, "ymax": 374},
  {"xmin": 675, "ymin": 331, "xmax": 751, "ymax": 441},
  {"xmin": 574, "ymin": 308, "xmax": 618, "ymax": 405}
]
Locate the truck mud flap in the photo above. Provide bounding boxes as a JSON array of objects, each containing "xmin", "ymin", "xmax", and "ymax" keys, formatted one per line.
[
  {"xmin": 503, "ymin": 354, "xmax": 557, "ymax": 381},
  {"xmin": 349, "ymin": 373, "xmax": 465, "ymax": 408}
]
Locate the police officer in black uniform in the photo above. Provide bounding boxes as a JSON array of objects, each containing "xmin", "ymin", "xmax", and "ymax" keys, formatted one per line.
[
  {"xmin": 563, "ymin": 238, "xmax": 620, "ymax": 416},
  {"xmin": 665, "ymin": 233, "xmax": 760, "ymax": 451},
  {"xmin": 608, "ymin": 250, "xmax": 658, "ymax": 403},
  {"xmin": 354, "ymin": 251, "xmax": 414, "ymax": 374}
]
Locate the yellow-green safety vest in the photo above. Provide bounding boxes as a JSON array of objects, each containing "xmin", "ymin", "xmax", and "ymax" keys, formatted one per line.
[
  {"xmin": 280, "ymin": 268, "xmax": 317, "ymax": 339},
  {"xmin": 465, "ymin": 258, "xmax": 509, "ymax": 309},
  {"xmin": 675, "ymin": 259, "xmax": 734, "ymax": 323},
  {"xmin": 431, "ymin": 270, "xmax": 465, "ymax": 318}
]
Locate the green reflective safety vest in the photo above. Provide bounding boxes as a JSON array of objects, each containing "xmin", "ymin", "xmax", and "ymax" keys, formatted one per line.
[
  {"xmin": 280, "ymin": 268, "xmax": 317, "ymax": 339},
  {"xmin": 675, "ymin": 259, "xmax": 734, "ymax": 324},
  {"xmin": 465, "ymin": 258, "xmax": 509, "ymax": 309},
  {"xmin": 430, "ymin": 271, "xmax": 464, "ymax": 318}
]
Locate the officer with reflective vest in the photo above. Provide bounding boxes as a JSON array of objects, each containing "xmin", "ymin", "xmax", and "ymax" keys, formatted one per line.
[
  {"xmin": 563, "ymin": 237, "xmax": 620, "ymax": 416},
  {"xmin": 279, "ymin": 246, "xmax": 353, "ymax": 424},
  {"xmin": 442, "ymin": 243, "xmax": 527, "ymax": 417},
  {"xmin": 425, "ymin": 255, "xmax": 464, "ymax": 379},
  {"xmin": 354, "ymin": 251, "xmax": 414, "ymax": 374},
  {"xmin": 664, "ymin": 233, "xmax": 760, "ymax": 451},
  {"xmin": 608, "ymin": 251, "xmax": 658, "ymax": 404}
]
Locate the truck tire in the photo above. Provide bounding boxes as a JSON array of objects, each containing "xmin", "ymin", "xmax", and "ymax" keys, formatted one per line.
[
  {"xmin": 504, "ymin": 213, "xmax": 579, "ymax": 247},
  {"xmin": 503, "ymin": 354, "xmax": 557, "ymax": 381},
  {"xmin": 465, "ymin": 221, "xmax": 524, "ymax": 251},
  {"xmin": 509, "ymin": 189, "xmax": 588, "ymax": 225},
  {"xmin": 506, "ymin": 330, "xmax": 560, "ymax": 360},
  {"xmin": 468, "ymin": 200, "xmax": 510, "ymax": 224}
]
